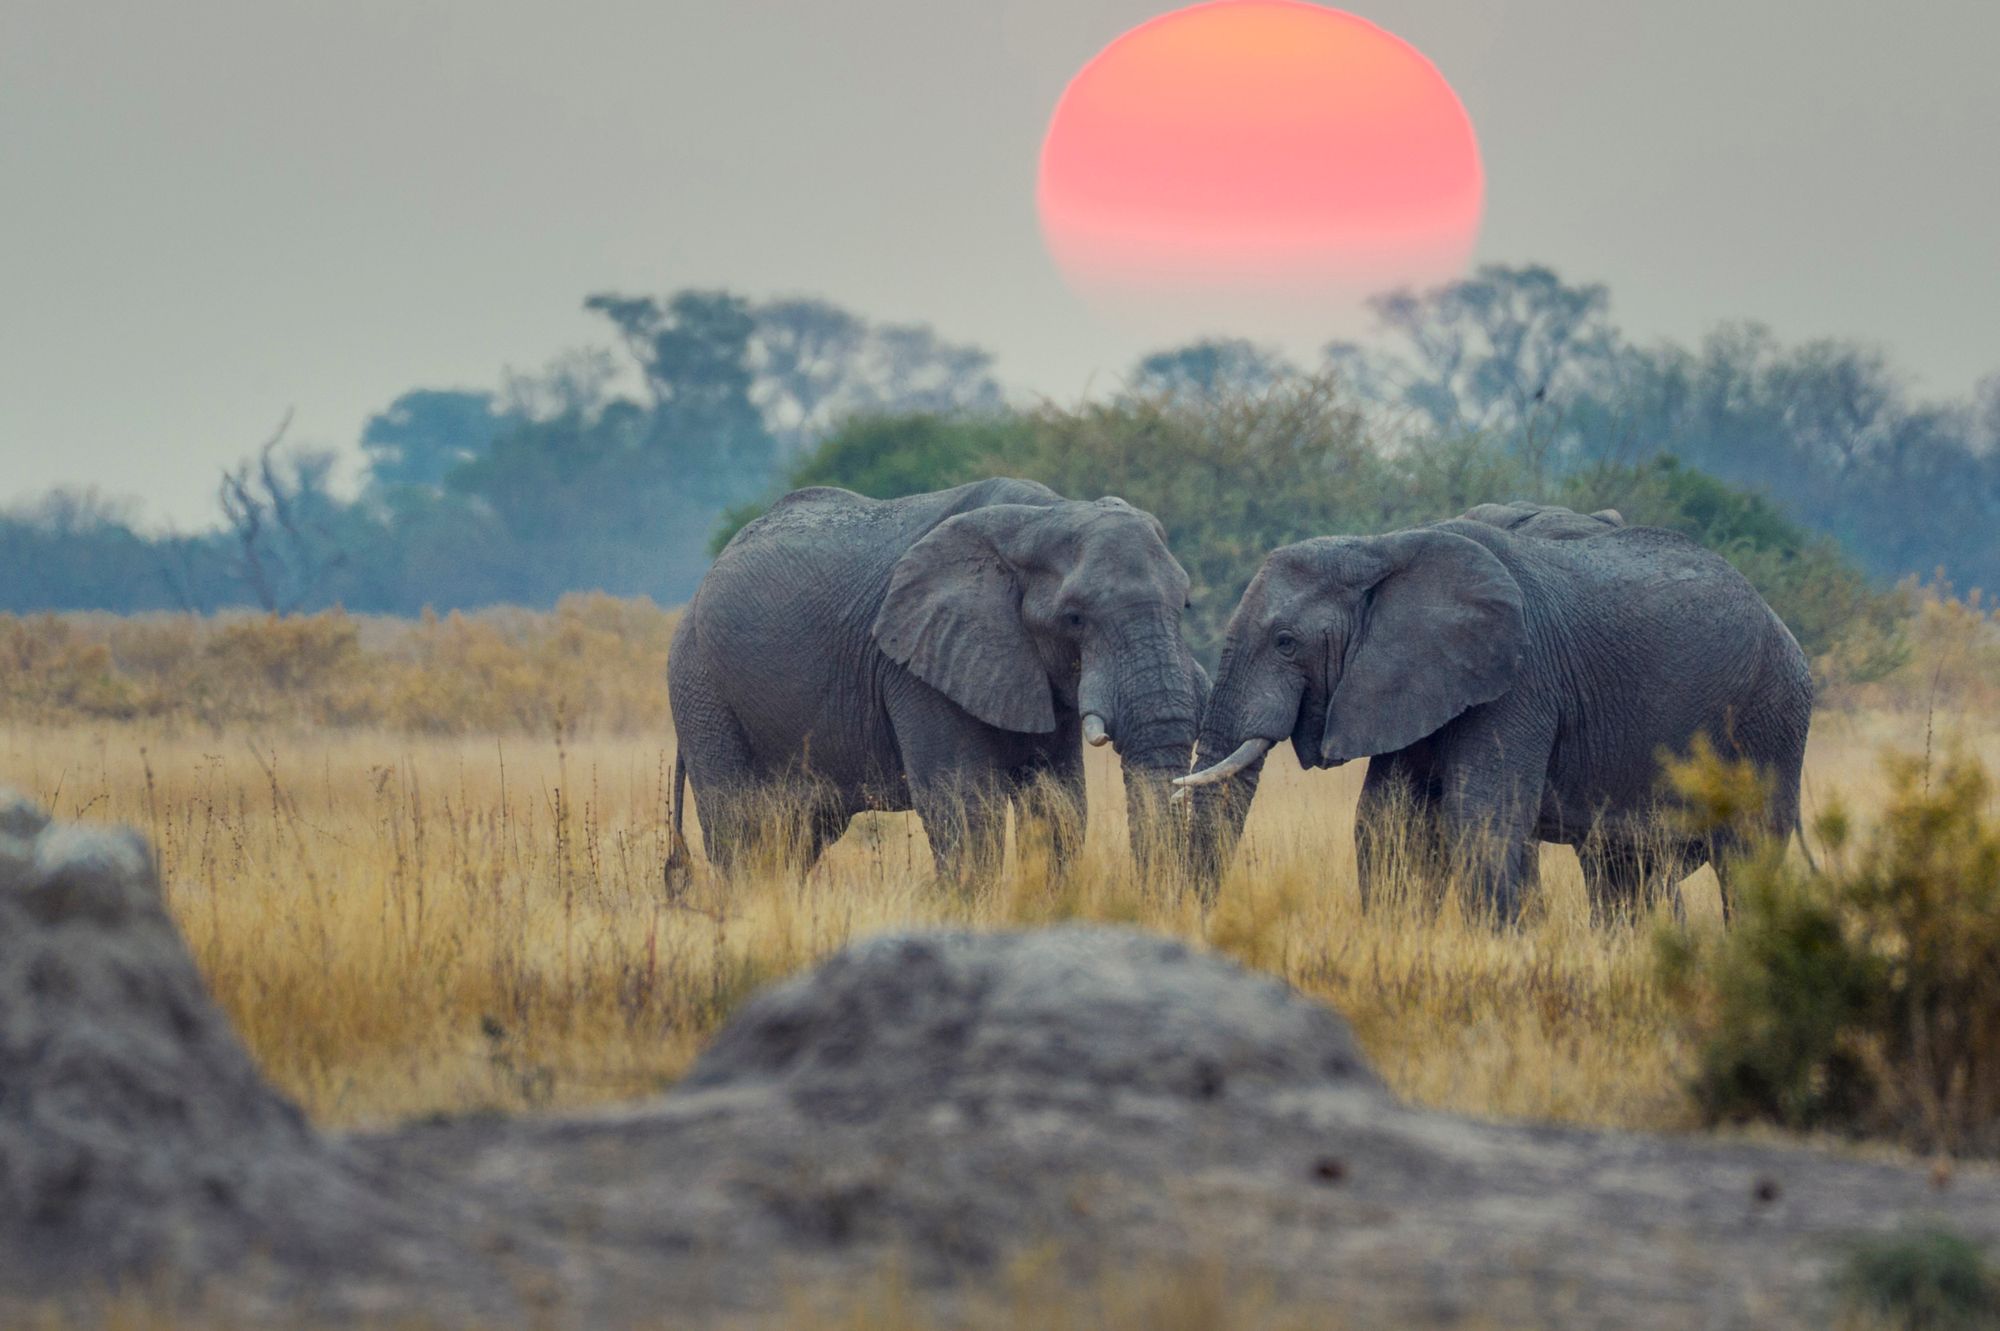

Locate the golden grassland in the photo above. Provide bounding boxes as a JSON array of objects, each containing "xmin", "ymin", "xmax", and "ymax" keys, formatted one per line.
[
  {"xmin": 0, "ymin": 594, "xmax": 678, "ymax": 734},
  {"xmin": 5, "ymin": 601, "xmax": 2000, "ymax": 1330},
  {"xmin": 4, "ymin": 578, "xmax": 1997, "ymax": 734},
  {"xmin": 0, "ymin": 590, "xmax": 1995, "ymax": 1134},
  {"xmin": 0, "ymin": 700, "xmax": 1989, "ymax": 1134}
]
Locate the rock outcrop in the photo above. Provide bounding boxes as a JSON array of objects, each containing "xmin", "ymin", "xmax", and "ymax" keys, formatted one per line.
[{"xmin": 0, "ymin": 791, "xmax": 533, "ymax": 1321}]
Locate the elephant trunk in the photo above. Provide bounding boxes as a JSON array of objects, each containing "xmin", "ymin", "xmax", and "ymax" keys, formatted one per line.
[
  {"xmin": 1083, "ymin": 614, "xmax": 1202, "ymax": 883},
  {"xmin": 1185, "ymin": 666, "xmax": 1272, "ymax": 899},
  {"xmin": 1119, "ymin": 702, "xmax": 1199, "ymax": 879}
]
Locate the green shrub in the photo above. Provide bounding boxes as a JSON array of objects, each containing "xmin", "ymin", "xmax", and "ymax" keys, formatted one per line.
[
  {"xmin": 712, "ymin": 391, "xmax": 1903, "ymax": 672},
  {"xmin": 1839, "ymin": 1228, "xmax": 2000, "ymax": 1331},
  {"xmin": 1659, "ymin": 748, "xmax": 2000, "ymax": 1154}
]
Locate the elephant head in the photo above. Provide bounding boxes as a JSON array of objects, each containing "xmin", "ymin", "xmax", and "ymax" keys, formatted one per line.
[
  {"xmin": 1180, "ymin": 528, "xmax": 1527, "ymax": 884},
  {"xmin": 872, "ymin": 496, "xmax": 1204, "ymax": 873}
]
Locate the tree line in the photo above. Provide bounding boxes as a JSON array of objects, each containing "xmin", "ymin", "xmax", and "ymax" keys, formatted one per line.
[{"xmin": 3, "ymin": 267, "xmax": 1994, "ymax": 640}]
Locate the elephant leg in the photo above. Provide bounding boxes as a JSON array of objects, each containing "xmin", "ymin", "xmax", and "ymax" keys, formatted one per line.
[
  {"xmin": 914, "ymin": 780, "xmax": 1008, "ymax": 889},
  {"xmin": 1468, "ymin": 836, "xmax": 1542, "ymax": 925},
  {"xmin": 1437, "ymin": 725, "xmax": 1552, "ymax": 926},
  {"xmin": 1013, "ymin": 749, "xmax": 1087, "ymax": 882},
  {"xmin": 1701, "ymin": 832, "xmax": 1746, "ymax": 924},
  {"xmin": 1355, "ymin": 754, "xmax": 1445, "ymax": 912},
  {"xmin": 1578, "ymin": 837, "xmax": 1650, "ymax": 925},
  {"xmin": 891, "ymin": 689, "xmax": 1015, "ymax": 891},
  {"xmin": 668, "ymin": 652, "xmax": 764, "ymax": 880},
  {"xmin": 797, "ymin": 796, "xmax": 854, "ymax": 877}
]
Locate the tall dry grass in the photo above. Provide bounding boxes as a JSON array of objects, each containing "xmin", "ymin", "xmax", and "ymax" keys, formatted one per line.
[
  {"xmin": 5, "ymin": 699, "xmax": 1987, "ymax": 1134},
  {"xmin": 4, "ymin": 597, "xmax": 1997, "ymax": 1133}
]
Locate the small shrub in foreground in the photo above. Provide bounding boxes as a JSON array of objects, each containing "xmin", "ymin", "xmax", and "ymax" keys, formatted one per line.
[
  {"xmin": 1838, "ymin": 1227, "xmax": 2000, "ymax": 1331},
  {"xmin": 1659, "ymin": 749, "xmax": 2000, "ymax": 1154}
]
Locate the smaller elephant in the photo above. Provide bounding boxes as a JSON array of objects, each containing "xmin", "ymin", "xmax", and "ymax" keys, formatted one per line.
[
  {"xmin": 1459, "ymin": 500, "xmax": 1624, "ymax": 539},
  {"xmin": 668, "ymin": 478, "xmax": 1206, "ymax": 887},
  {"xmin": 1180, "ymin": 517, "xmax": 1812, "ymax": 922}
]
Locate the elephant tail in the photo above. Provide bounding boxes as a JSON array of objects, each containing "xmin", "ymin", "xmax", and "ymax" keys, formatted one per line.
[
  {"xmin": 1791, "ymin": 767, "xmax": 1822, "ymax": 876},
  {"xmin": 1792, "ymin": 820, "xmax": 1822, "ymax": 876},
  {"xmin": 665, "ymin": 752, "xmax": 693, "ymax": 897}
]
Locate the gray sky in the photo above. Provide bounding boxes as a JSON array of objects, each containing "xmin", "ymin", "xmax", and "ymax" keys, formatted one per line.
[{"xmin": 6, "ymin": 0, "xmax": 1998, "ymax": 527}]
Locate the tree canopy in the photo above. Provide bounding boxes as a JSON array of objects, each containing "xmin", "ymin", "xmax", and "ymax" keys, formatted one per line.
[{"xmin": 4, "ymin": 269, "xmax": 1990, "ymax": 676}]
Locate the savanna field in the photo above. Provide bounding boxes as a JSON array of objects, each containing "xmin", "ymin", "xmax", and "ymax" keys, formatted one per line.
[{"xmin": 5, "ymin": 590, "xmax": 1997, "ymax": 1142}]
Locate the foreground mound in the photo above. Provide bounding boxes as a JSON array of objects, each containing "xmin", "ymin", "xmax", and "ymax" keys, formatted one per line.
[
  {"xmin": 0, "ymin": 791, "xmax": 533, "ymax": 1319},
  {"xmin": 5, "ymin": 791, "xmax": 2000, "ymax": 1328},
  {"xmin": 685, "ymin": 928, "xmax": 1382, "ymax": 1109},
  {"xmin": 397, "ymin": 930, "xmax": 2000, "ymax": 1328}
]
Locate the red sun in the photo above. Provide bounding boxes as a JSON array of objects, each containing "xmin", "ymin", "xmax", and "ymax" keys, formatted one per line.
[{"xmin": 1038, "ymin": 1, "xmax": 1483, "ymax": 315}]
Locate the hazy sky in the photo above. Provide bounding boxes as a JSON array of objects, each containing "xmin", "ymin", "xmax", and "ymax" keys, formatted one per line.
[{"xmin": 6, "ymin": 1, "xmax": 1998, "ymax": 526}]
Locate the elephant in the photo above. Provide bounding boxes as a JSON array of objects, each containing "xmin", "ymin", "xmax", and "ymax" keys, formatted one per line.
[
  {"xmin": 1459, "ymin": 500, "xmax": 1624, "ymax": 539},
  {"xmin": 1177, "ymin": 517, "xmax": 1812, "ymax": 922},
  {"xmin": 666, "ymin": 478, "xmax": 1206, "ymax": 886}
]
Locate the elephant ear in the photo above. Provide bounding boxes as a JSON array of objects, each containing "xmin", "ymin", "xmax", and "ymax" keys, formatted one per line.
[
  {"xmin": 1320, "ymin": 530, "xmax": 1527, "ymax": 765},
  {"xmin": 872, "ymin": 506, "xmax": 1056, "ymax": 733}
]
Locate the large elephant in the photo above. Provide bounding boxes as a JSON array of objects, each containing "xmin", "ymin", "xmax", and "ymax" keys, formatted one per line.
[
  {"xmin": 667, "ymin": 478, "xmax": 1205, "ymax": 885},
  {"xmin": 1178, "ymin": 517, "xmax": 1812, "ymax": 921}
]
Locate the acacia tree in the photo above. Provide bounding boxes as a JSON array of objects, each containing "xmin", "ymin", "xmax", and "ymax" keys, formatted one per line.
[{"xmin": 360, "ymin": 389, "xmax": 517, "ymax": 491}]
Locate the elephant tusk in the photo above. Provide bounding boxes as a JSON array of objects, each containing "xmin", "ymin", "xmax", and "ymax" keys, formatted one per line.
[
  {"xmin": 1082, "ymin": 714, "xmax": 1111, "ymax": 748},
  {"xmin": 1173, "ymin": 738, "xmax": 1272, "ymax": 791}
]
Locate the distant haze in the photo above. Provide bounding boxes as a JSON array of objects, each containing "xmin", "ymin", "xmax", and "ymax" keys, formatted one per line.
[{"xmin": 5, "ymin": 0, "xmax": 1998, "ymax": 526}]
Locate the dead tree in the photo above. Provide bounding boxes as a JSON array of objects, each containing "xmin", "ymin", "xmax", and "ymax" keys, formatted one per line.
[{"xmin": 217, "ymin": 412, "xmax": 349, "ymax": 614}]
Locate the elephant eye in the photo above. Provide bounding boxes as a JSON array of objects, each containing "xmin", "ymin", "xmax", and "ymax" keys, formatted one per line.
[
  {"xmin": 1274, "ymin": 630, "xmax": 1298, "ymax": 656},
  {"xmin": 1065, "ymin": 611, "xmax": 1085, "ymax": 630}
]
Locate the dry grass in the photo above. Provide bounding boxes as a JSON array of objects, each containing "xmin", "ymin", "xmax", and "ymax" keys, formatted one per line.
[
  {"xmin": 6, "ymin": 601, "xmax": 1999, "ymax": 1330},
  {"xmin": 4, "ymin": 700, "xmax": 1989, "ymax": 1134},
  {"xmin": 20, "ymin": 1258, "xmax": 1530, "ymax": 1331},
  {"xmin": 3, "ymin": 597, "xmax": 1996, "ymax": 1133},
  {"xmin": 0, "ymin": 595, "xmax": 678, "ymax": 734}
]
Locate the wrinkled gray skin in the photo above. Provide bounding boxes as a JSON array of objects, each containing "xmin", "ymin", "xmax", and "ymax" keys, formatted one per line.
[
  {"xmin": 669, "ymin": 478, "xmax": 1205, "ymax": 884},
  {"xmin": 1458, "ymin": 499, "xmax": 1624, "ymax": 539},
  {"xmin": 1187, "ymin": 519, "xmax": 1812, "ymax": 921}
]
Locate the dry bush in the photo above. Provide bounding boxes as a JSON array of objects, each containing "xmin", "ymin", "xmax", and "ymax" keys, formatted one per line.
[
  {"xmin": 1828, "ymin": 579, "xmax": 2000, "ymax": 716},
  {"xmin": 1661, "ymin": 743, "xmax": 2000, "ymax": 1155},
  {"xmin": 0, "ymin": 614, "xmax": 141, "ymax": 719},
  {"xmin": 0, "ymin": 595, "xmax": 677, "ymax": 735}
]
